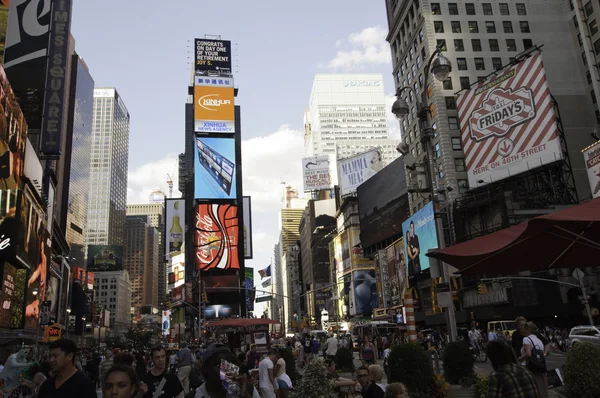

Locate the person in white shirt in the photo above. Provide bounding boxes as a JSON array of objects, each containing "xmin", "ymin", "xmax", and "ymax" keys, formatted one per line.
[
  {"xmin": 488, "ymin": 329, "xmax": 498, "ymax": 341},
  {"xmin": 519, "ymin": 322, "xmax": 549, "ymax": 397},
  {"xmin": 325, "ymin": 334, "xmax": 338, "ymax": 360},
  {"xmin": 258, "ymin": 349, "xmax": 278, "ymax": 398}
]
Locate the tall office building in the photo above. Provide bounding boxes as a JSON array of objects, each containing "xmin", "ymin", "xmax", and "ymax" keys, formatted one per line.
[
  {"xmin": 126, "ymin": 203, "xmax": 166, "ymax": 304},
  {"xmin": 65, "ymin": 55, "xmax": 95, "ymax": 268},
  {"xmin": 93, "ymin": 270, "xmax": 132, "ymax": 334},
  {"xmin": 125, "ymin": 215, "xmax": 159, "ymax": 310},
  {"xmin": 384, "ymin": 0, "xmax": 595, "ymax": 210},
  {"xmin": 87, "ymin": 87, "xmax": 130, "ymax": 246},
  {"xmin": 305, "ymin": 74, "xmax": 400, "ymax": 163}
]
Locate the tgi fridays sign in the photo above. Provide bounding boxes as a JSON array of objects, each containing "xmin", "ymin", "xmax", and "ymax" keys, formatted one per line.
[
  {"xmin": 456, "ymin": 52, "xmax": 562, "ymax": 188},
  {"xmin": 583, "ymin": 140, "xmax": 600, "ymax": 198}
]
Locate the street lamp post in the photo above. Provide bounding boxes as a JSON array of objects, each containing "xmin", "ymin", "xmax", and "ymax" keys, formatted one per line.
[{"xmin": 391, "ymin": 46, "xmax": 458, "ymax": 342}]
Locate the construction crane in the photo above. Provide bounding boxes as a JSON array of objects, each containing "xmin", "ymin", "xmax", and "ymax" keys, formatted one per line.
[{"xmin": 166, "ymin": 173, "xmax": 173, "ymax": 198}]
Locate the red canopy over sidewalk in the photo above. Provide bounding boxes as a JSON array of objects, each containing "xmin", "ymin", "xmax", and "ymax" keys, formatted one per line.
[
  {"xmin": 206, "ymin": 318, "xmax": 280, "ymax": 327},
  {"xmin": 427, "ymin": 198, "xmax": 600, "ymax": 275}
]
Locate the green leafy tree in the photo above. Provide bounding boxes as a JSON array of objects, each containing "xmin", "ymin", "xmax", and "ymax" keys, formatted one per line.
[
  {"xmin": 442, "ymin": 341, "xmax": 475, "ymax": 385},
  {"xmin": 563, "ymin": 342, "xmax": 600, "ymax": 397},
  {"xmin": 291, "ymin": 359, "xmax": 336, "ymax": 398},
  {"xmin": 388, "ymin": 343, "xmax": 433, "ymax": 395},
  {"xmin": 334, "ymin": 347, "xmax": 355, "ymax": 373}
]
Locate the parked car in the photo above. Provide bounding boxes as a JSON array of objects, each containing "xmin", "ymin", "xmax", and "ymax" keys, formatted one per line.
[{"xmin": 567, "ymin": 325, "xmax": 600, "ymax": 348}]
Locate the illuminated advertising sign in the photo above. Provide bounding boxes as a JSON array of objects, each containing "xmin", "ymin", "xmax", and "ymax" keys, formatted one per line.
[
  {"xmin": 161, "ymin": 310, "xmax": 171, "ymax": 336},
  {"xmin": 351, "ymin": 270, "xmax": 378, "ymax": 316},
  {"xmin": 204, "ymin": 304, "xmax": 238, "ymax": 320},
  {"xmin": 165, "ymin": 199, "xmax": 185, "ymax": 260},
  {"xmin": 168, "ymin": 253, "xmax": 185, "ymax": 290},
  {"xmin": 302, "ymin": 155, "xmax": 337, "ymax": 191},
  {"xmin": 194, "ymin": 137, "xmax": 237, "ymax": 199},
  {"xmin": 242, "ymin": 196, "xmax": 253, "ymax": 259},
  {"xmin": 338, "ymin": 148, "xmax": 384, "ymax": 196},
  {"xmin": 245, "ymin": 267, "xmax": 255, "ymax": 312},
  {"xmin": 402, "ymin": 202, "xmax": 437, "ymax": 277},
  {"xmin": 194, "ymin": 204, "xmax": 240, "ymax": 270},
  {"xmin": 17, "ymin": 186, "xmax": 50, "ymax": 270},
  {"xmin": 203, "ymin": 275, "xmax": 239, "ymax": 290},
  {"xmin": 194, "ymin": 77, "xmax": 235, "ymax": 133},
  {"xmin": 87, "ymin": 245, "xmax": 123, "ymax": 271},
  {"xmin": 456, "ymin": 52, "xmax": 562, "ymax": 187},
  {"xmin": 194, "ymin": 39, "xmax": 232, "ymax": 75},
  {"xmin": 582, "ymin": 140, "xmax": 600, "ymax": 198}
]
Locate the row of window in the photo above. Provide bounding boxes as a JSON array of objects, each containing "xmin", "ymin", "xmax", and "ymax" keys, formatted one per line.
[
  {"xmin": 436, "ymin": 38, "xmax": 533, "ymax": 53},
  {"xmin": 432, "ymin": 2, "xmax": 527, "ymax": 16},
  {"xmin": 433, "ymin": 20, "xmax": 530, "ymax": 34}
]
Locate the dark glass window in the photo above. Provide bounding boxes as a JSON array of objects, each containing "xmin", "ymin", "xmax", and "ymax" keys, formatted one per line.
[
  {"xmin": 507, "ymin": 39, "xmax": 517, "ymax": 51},
  {"xmin": 445, "ymin": 97, "xmax": 457, "ymax": 109},
  {"xmin": 449, "ymin": 3, "xmax": 458, "ymax": 15},
  {"xmin": 472, "ymin": 39, "xmax": 482, "ymax": 51},
  {"xmin": 452, "ymin": 137, "xmax": 463, "ymax": 150},
  {"xmin": 516, "ymin": 3, "xmax": 527, "ymax": 15},
  {"xmin": 457, "ymin": 58, "xmax": 468, "ymax": 70},
  {"xmin": 482, "ymin": 3, "xmax": 493, "ymax": 15},
  {"xmin": 474, "ymin": 58, "xmax": 485, "ymax": 70},
  {"xmin": 595, "ymin": 39, "xmax": 600, "ymax": 55},
  {"xmin": 585, "ymin": 1, "xmax": 594, "ymax": 17},
  {"xmin": 489, "ymin": 39, "xmax": 500, "ymax": 51},
  {"xmin": 454, "ymin": 157, "xmax": 466, "ymax": 170},
  {"xmin": 523, "ymin": 39, "xmax": 533, "ymax": 50},
  {"xmin": 503, "ymin": 21, "xmax": 513, "ymax": 33},
  {"xmin": 434, "ymin": 21, "xmax": 444, "ymax": 33},
  {"xmin": 466, "ymin": 3, "xmax": 476, "ymax": 15},
  {"xmin": 454, "ymin": 39, "xmax": 464, "ymax": 51},
  {"xmin": 451, "ymin": 21, "xmax": 462, "ymax": 33},
  {"xmin": 431, "ymin": 3, "xmax": 441, "ymax": 14},
  {"xmin": 460, "ymin": 77, "xmax": 470, "ymax": 89},
  {"xmin": 469, "ymin": 21, "xmax": 479, "ymax": 33},
  {"xmin": 437, "ymin": 39, "xmax": 447, "ymax": 51},
  {"xmin": 486, "ymin": 21, "xmax": 496, "ymax": 33},
  {"xmin": 590, "ymin": 19, "xmax": 598, "ymax": 35},
  {"xmin": 520, "ymin": 21, "xmax": 530, "ymax": 33},
  {"xmin": 443, "ymin": 78, "xmax": 453, "ymax": 90},
  {"xmin": 500, "ymin": 3, "xmax": 509, "ymax": 15}
]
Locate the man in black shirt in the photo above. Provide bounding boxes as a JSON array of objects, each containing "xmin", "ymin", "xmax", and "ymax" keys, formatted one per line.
[
  {"xmin": 139, "ymin": 346, "xmax": 184, "ymax": 398},
  {"xmin": 37, "ymin": 339, "xmax": 97, "ymax": 398}
]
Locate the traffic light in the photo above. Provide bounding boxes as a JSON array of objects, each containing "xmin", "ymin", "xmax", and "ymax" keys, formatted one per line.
[
  {"xmin": 201, "ymin": 292, "xmax": 208, "ymax": 303},
  {"xmin": 477, "ymin": 283, "xmax": 488, "ymax": 295}
]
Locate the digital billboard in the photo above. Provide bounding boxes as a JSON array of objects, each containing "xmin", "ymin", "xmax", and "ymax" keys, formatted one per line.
[
  {"xmin": 204, "ymin": 304, "xmax": 238, "ymax": 320},
  {"xmin": 194, "ymin": 137, "xmax": 237, "ymax": 199},
  {"xmin": 0, "ymin": 190, "xmax": 19, "ymax": 262},
  {"xmin": 393, "ymin": 239, "xmax": 407, "ymax": 306},
  {"xmin": 245, "ymin": 267, "xmax": 255, "ymax": 312},
  {"xmin": 402, "ymin": 202, "xmax": 437, "ymax": 277},
  {"xmin": 302, "ymin": 155, "xmax": 337, "ymax": 191},
  {"xmin": 194, "ymin": 76, "xmax": 235, "ymax": 133},
  {"xmin": 352, "ymin": 270, "xmax": 378, "ymax": 316},
  {"xmin": 243, "ymin": 196, "xmax": 253, "ymax": 259},
  {"xmin": 203, "ymin": 275, "xmax": 239, "ymax": 290},
  {"xmin": 87, "ymin": 245, "xmax": 123, "ymax": 271},
  {"xmin": 583, "ymin": 140, "xmax": 600, "ymax": 198},
  {"xmin": 348, "ymin": 227, "xmax": 374, "ymax": 268},
  {"xmin": 194, "ymin": 204, "xmax": 240, "ymax": 270},
  {"xmin": 194, "ymin": 39, "xmax": 232, "ymax": 75},
  {"xmin": 456, "ymin": 52, "xmax": 562, "ymax": 187},
  {"xmin": 17, "ymin": 186, "xmax": 50, "ymax": 270},
  {"xmin": 168, "ymin": 253, "xmax": 185, "ymax": 290},
  {"xmin": 165, "ymin": 199, "xmax": 185, "ymax": 260},
  {"xmin": 330, "ymin": 235, "xmax": 343, "ymax": 275},
  {"xmin": 338, "ymin": 148, "xmax": 384, "ymax": 196}
]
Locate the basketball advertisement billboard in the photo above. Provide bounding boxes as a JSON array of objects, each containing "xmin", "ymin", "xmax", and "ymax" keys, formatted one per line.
[{"xmin": 456, "ymin": 52, "xmax": 562, "ymax": 187}]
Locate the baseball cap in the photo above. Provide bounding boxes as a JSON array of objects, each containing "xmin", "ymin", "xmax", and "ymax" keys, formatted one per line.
[{"xmin": 202, "ymin": 343, "xmax": 232, "ymax": 364}]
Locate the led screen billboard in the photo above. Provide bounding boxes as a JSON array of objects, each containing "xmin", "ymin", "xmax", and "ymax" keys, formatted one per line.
[
  {"xmin": 204, "ymin": 304, "xmax": 238, "ymax": 320},
  {"xmin": 17, "ymin": 186, "xmax": 50, "ymax": 270},
  {"xmin": 194, "ymin": 137, "xmax": 237, "ymax": 199},
  {"xmin": 203, "ymin": 275, "xmax": 239, "ymax": 289},
  {"xmin": 242, "ymin": 196, "xmax": 253, "ymax": 259},
  {"xmin": 194, "ymin": 39, "xmax": 232, "ymax": 75},
  {"xmin": 302, "ymin": 155, "xmax": 337, "ymax": 191},
  {"xmin": 456, "ymin": 52, "xmax": 562, "ymax": 187},
  {"xmin": 194, "ymin": 76, "xmax": 235, "ymax": 133},
  {"xmin": 165, "ymin": 199, "xmax": 185, "ymax": 260},
  {"xmin": 338, "ymin": 148, "xmax": 384, "ymax": 196},
  {"xmin": 352, "ymin": 270, "xmax": 378, "ymax": 316},
  {"xmin": 402, "ymin": 202, "xmax": 437, "ymax": 277},
  {"xmin": 87, "ymin": 245, "xmax": 123, "ymax": 271},
  {"xmin": 245, "ymin": 267, "xmax": 254, "ymax": 312},
  {"xmin": 194, "ymin": 204, "xmax": 240, "ymax": 270}
]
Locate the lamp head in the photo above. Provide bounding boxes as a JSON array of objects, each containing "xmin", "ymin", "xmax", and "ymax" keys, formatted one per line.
[
  {"xmin": 431, "ymin": 53, "xmax": 452, "ymax": 82},
  {"xmin": 391, "ymin": 96, "xmax": 410, "ymax": 120}
]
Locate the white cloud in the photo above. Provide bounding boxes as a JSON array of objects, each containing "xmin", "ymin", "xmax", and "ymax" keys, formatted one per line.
[
  {"xmin": 127, "ymin": 154, "xmax": 181, "ymax": 204},
  {"xmin": 327, "ymin": 26, "xmax": 392, "ymax": 71},
  {"xmin": 386, "ymin": 93, "xmax": 402, "ymax": 140}
]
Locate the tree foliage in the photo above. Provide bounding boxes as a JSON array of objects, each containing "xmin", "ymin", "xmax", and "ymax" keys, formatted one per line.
[
  {"xmin": 563, "ymin": 342, "xmax": 600, "ymax": 398},
  {"xmin": 388, "ymin": 343, "xmax": 433, "ymax": 394},
  {"xmin": 291, "ymin": 359, "xmax": 337, "ymax": 398}
]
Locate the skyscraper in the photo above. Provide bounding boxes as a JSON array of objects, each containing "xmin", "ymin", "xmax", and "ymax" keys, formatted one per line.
[
  {"xmin": 305, "ymin": 74, "xmax": 400, "ymax": 163},
  {"xmin": 125, "ymin": 215, "xmax": 159, "ymax": 310},
  {"xmin": 87, "ymin": 87, "xmax": 130, "ymax": 247},
  {"xmin": 65, "ymin": 55, "xmax": 94, "ymax": 268}
]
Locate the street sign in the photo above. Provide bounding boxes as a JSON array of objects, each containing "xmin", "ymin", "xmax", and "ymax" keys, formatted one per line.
[{"xmin": 436, "ymin": 282, "xmax": 452, "ymax": 308}]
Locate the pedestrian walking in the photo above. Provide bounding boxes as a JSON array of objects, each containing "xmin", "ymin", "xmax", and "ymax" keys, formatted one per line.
[
  {"xmin": 177, "ymin": 343, "xmax": 193, "ymax": 395},
  {"xmin": 360, "ymin": 337, "xmax": 376, "ymax": 366},
  {"xmin": 486, "ymin": 340, "xmax": 539, "ymax": 397},
  {"xmin": 258, "ymin": 349, "xmax": 278, "ymax": 398},
  {"xmin": 518, "ymin": 322, "xmax": 549, "ymax": 397},
  {"xmin": 325, "ymin": 334, "xmax": 338, "ymax": 360},
  {"xmin": 139, "ymin": 346, "xmax": 184, "ymax": 398},
  {"xmin": 102, "ymin": 364, "xmax": 139, "ymax": 398}
]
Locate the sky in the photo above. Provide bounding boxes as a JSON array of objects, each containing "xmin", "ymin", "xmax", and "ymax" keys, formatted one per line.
[{"xmin": 71, "ymin": 0, "xmax": 402, "ymax": 314}]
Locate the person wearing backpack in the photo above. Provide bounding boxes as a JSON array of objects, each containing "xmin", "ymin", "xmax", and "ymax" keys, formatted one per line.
[{"xmin": 518, "ymin": 322, "xmax": 549, "ymax": 397}]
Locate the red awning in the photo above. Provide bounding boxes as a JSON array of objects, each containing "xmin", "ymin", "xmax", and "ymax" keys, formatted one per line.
[
  {"xmin": 427, "ymin": 198, "xmax": 600, "ymax": 275},
  {"xmin": 206, "ymin": 318, "xmax": 280, "ymax": 327}
]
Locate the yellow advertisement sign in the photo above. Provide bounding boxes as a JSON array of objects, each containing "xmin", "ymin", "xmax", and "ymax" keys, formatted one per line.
[
  {"xmin": 349, "ymin": 227, "xmax": 373, "ymax": 267},
  {"xmin": 194, "ymin": 84, "xmax": 235, "ymax": 133}
]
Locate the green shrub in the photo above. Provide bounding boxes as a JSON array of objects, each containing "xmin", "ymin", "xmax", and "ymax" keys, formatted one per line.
[
  {"xmin": 442, "ymin": 341, "xmax": 475, "ymax": 386},
  {"xmin": 563, "ymin": 342, "xmax": 600, "ymax": 398},
  {"xmin": 291, "ymin": 359, "xmax": 337, "ymax": 398},
  {"xmin": 388, "ymin": 343, "xmax": 433, "ymax": 394},
  {"xmin": 334, "ymin": 347, "xmax": 355, "ymax": 372}
]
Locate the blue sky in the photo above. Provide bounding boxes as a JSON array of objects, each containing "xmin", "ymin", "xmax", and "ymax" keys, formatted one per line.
[{"xmin": 71, "ymin": 0, "xmax": 401, "ymax": 312}]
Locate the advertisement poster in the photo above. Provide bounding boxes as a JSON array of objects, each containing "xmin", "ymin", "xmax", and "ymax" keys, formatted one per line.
[
  {"xmin": 161, "ymin": 310, "xmax": 171, "ymax": 336},
  {"xmin": 17, "ymin": 186, "xmax": 49, "ymax": 270},
  {"xmin": 87, "ymin": 245, "xmax": 123, "ymax": 271},
  {"xmin": 394, "ymin": 239, "xmax": 407, "ymax": 306},
  {"xmin": 242, "ymin": 196, "xmax": 253, "ymax": 259},
  {"xmin": 583, "ymin": 140, "xmax": 600, "ymax": 198},
  {"xmin": 203, "ymin": 275, "xmax": 239, "ymax": 289},
  {"xmin": 46, "ymin": 275, "xmax": 59, "ymax": 319},
  {"xmin": 331, "ymin": 235, "xmax": 343, "ymax": 275},
  {"xmin": 341, "ymin": 230, "xmax": 351, "ymax": 272},
  {"xmin": 168, "ymin": 253, "xmax": 185, "ymax": 290},
  {"xmin": 338, "ymin": 148, "xmax": 384, "ymax": 196},
  {"xmin": 194, "ymin": 78, "xmax": 235, "ymax": 133},
  {"xmin": 377, "ymin": 249, "xmax": 390, "ymax": 308},
  {"xmin": 352, "ymin": 270, "xmax": 378, "ymax": 316},
  {"xmin": 302, "ymin": 155, "xmax": 337, "ymax": 192},
  {"xmin": 194, "ymin": 137, "xmax": 237, "ymax": 199},
  {"xmin": 337, "ymin": 274, "xmax": 352, "ymax": 318},
  {"xmin": 40, "ymin": 300, "xmax": 51, "ymax": 326},
  {"xmin": 194, "ymin": 39, "xmax": 232, "ymax": 75},
  {"xmin": 204, "ymin": 304, "xmax": 238, "ymax": 320},
  {"xmin": 402, "ymin": 202, "xmax": 437, "ymax": 276},
  {"xmin": 57, "ymin": 266, "xmax": 70, "ymax": 327},
  {"xmin": 165, "ymin": 199, "xmax": 185, "ymax": 260},
  {"xmin": 245, "ymin": 267, "xmax": 255, "ymax": 312},
  {"xmin": 0, "ymin": 190, "xmax": 18, "ymax": 262},
  {"xmin": 194, "ymin": 204, "xmax": 240, "ymax": 270},
  {"xmin": 349, "ymin": 227, "xmax": 372, "ymax": 267},
  {"xmin": 456, "ymin": 52, "xmax": 562, "ymax": 187},
  {"xmin": 0, "ymin": 262, "xmax": 20, "ymax": 328}
]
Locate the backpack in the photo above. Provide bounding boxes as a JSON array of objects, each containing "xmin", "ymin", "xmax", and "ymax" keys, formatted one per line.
[{"xmin": 525, "ymin": 337, "xmax": 547, "ymax": 374}]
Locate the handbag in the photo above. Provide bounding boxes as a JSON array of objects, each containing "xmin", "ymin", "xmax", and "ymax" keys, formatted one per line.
[{"xmin": 525, "ymin": 337, "xmax": 547, "ymax": 374}]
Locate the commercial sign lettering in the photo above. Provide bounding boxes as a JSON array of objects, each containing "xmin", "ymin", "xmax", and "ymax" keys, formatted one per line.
[
  {"xmin": 343, "ymin": 81, "xmax": 380, "ymax": 87},
  {"xmin": 40, "ymin": 0, "xmax": 73, "ymax": 155},
  {"xmin": 194, "ymin": 39, "xmax": 232, "ymax": 75},
  {"xmin": 456, "ymin": 52, "xmax": 562, "ymax": 187},
  {"xmin": 194, "ymin": 204, "xmax": 240, "ymax": 270},
  {"xmin": 194, "ymin": 82, "xmax": 235, "ymax": 133},
  {"xmin": 337, "ymin": 148, "xmax": 384, "ymax": 196},
  {"xmin": 583, "ymin": 140, "xmax": 600, "ymax": 198},
  {"xmin": 302, "ymin": 155, "xmax": 337, "ymax": 192}
]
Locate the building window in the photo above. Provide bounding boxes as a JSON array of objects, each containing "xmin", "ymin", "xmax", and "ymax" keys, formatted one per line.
[
  {"xmin": 454, "ymin": 39, "xmax": 464, "ymax": 51},
  {"xmin": 438, "ymin": 164, "xmax": 445, "ymax": 179},
  {"xmin": 474, "ymin": 58, "xmax": 485, "ymax": 70},
  {"xmin": 489, "ymin": 39, "xmax": 500, "ymax": 51},
  {"xmin": 503, "ymin": 21, "xmax": 513, "ymax": 33},
  {"xmin": 482, "ymin": 3, "xmax": 493, "ymax": 15},
  {"xmin": 492, "ymin": 57, "xmax": 503, "ymax": 70},
  {"xmin": 454, "ymin": 158, "xmax": 466, "ymax": 171},
  {"xmin": 460, "ymin": 77, "xmax": 470, "ymax": 89},
  {"xmin": 516, "ymin": 3, "xmax": 527, "ymax": 15},
  {"xmin": 595, "ymin": 39, "xmax": 600, "ymax": 55},
  {"xmin": 469, "ymin": 21, "xmax": 479, "ymax": 33},
  {"xmin": 458, "ymin": 179, "xmax": 469, "ymax": 193},
  {"xmin": 452, "ymin": 137, "xmax": 463, "ymax": 150},
  {"xmin": 419, "ymin": 29, "xmax": 424, "ymax": 42},
  {"xmin": 485, "ymin": 21, "xmax": 496, "ymax": 33},
  {"xmin": 449, "ymin": 3, "xmax": 458, "ymax": 15},
  {"xmin": 445, "ymin": 97, "xmax": 457, "ymax": 109},
  {"xmin": 578, "ymin": 33, "xmax": 583, "ymax": 47},
  {"xmin": 585, "ymin": 1, "xmax": 594, "ymax": 17},
  {"xmin": 591, "ymin": 19, "xmax": 599, "ymax": 35},
  {"xmin": 520, "ymin": 21, "xmax": 530, "ymax": 33},
  {"xmin": 592, "ymin": 90, "xmax": 597, "ymax": 104},
  {"xmin": 431, "ymin": 3, "xmax": 441, "ymax": 14},
  {"xmin": 434, "ymin": 143, "xmax": 441, "ymax": 158},
  {"xmin": 506, "ymin": 39, "xmax": 517, "ymax": 51},
  {"xmin": 457, "ymin": 58, "xmax": 468, "ymax": 70},
  {"xmin": 466, "ymin": 3, "xmax": 476, "ymax": 15},
  {"xmin": 587, "ymin": 70, "xmax": 592, "ymax": 84},
  {"xmin": 472, "ymin": 39, "xmax": 482, "ymax": 52},
  {"xmin": 499, "ymin": 3, "xmax": 509, "ymax": 15},
  {"xmin": 437, "ymin": 39, "xmax": 447, "ymax": 51},
  {"xmin": 434, "ymin": 21, "xmax": 444, "ymax": 33},
  {"xmin": 443, "ymin": 78, "xmax": 453, "ymax": 90},
  {"xmin": 523, "ymin": 39, "xmax": 533, "ymax": 50},
  {"xmin": 451, "ymin": 21, "xmax": 462, "ymax": 33},
  {"xmin": 448, "ymin": 117, "xmax": 460, "ymax": 130}
]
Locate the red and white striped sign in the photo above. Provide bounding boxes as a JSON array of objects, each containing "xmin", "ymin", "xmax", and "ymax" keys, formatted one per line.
[{"xmin": 457, "ymin": 52, "xmax": 562, "ymax": 187}]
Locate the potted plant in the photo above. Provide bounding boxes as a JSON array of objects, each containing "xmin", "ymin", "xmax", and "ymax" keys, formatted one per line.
[
  {"xmin": 387, "ymin": 343, "xmax": 433, "ymax": 396},
  {"xmin": 291, "ymin": 359, "xmax": 337, "ymax": 398},
  {"xmin": 334, "ymin": 347, "xmax": 355, "ymax": 378},
  {"xmin": 443, "ymin": 341, "xmax": 477, "ymax": 398},
  {"xmin": 563, "ymin": 341, "xmax": 600, "ymax": 397}
]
